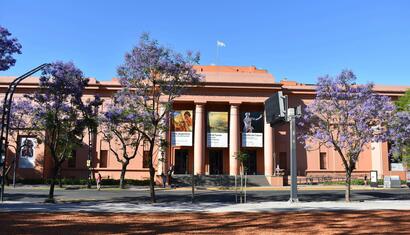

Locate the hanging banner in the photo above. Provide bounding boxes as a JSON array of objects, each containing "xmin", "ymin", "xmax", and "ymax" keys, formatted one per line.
[
  {"xmin": 207, "ymin": 111, "xmax": 228, "ymax": 148},
  {"xmin": 241, "ymin": 112, "xmax": 264, "ymax": 147},
  {"xmin": 18, "ymin": 137, "xmax": 37, "ymax": 168},
  {"xmin": 171, "ymin": 110, "xmax": 193, "ymax": 146}
]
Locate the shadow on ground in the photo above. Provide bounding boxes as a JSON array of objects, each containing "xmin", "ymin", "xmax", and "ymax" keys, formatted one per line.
[{"xmin": 0, "ymin": 211, "xmax": 409, "ymax": 234}]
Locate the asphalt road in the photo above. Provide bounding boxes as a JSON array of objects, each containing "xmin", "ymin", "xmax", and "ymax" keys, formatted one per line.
[{"xmin": 3, "ymin": 186, "xmax": 410, "ymax": 203}]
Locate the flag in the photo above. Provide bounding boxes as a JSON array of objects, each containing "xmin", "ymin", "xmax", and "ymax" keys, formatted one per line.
[{"xmin": 217, "ymin": 40, "xmax": 226, "ymax": 47}]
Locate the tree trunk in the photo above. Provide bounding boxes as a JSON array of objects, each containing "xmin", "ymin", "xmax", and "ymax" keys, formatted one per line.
[
  {"xmin": 47, "ymin": 165, "xmax": 60, "ymax": 203},
  {"xmin": 119, "ymin": 161, "xmax": 129, "ymax": 189},
  {"xmin": 345, "ymin": 170, "xmax": 352, "ymax": 202},
  {"xmin": 149, "ymin": 163, "xmax": 156, "ymax": 203},
  {"xmin": 148, "ymin": 145, "xmax": 156, "ymax": 203}
]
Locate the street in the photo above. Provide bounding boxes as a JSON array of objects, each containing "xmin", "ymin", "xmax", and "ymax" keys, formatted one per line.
[{"xmin": 3, "ymin": 185, "xmax": 410, "ymax": 204}]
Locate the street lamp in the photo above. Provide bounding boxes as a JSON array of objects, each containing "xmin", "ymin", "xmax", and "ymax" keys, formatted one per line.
[{"xmin": 0, "ymin": 64, "xmax": 49, "ymax": 202}]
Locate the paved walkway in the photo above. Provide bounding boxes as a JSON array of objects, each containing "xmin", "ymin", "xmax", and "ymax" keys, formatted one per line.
[
  {"xmin": 6, "ymin": 183, "xmax": 402, "ymax": 191},
  {"xmin": 2, "ymin": 199, "xmax": 410, "ymax": 213}
]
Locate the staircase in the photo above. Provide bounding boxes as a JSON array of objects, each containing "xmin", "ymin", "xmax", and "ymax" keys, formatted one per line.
[{"xmin": 171, "ymin": 174, "xmax": 271, "ymax": 187}]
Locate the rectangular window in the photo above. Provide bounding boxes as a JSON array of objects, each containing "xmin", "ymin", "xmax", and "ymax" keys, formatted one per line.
[
  {"xmin": 100, "ymin": 150, "xmax": 108, "ymax": 168},
  {"xmin": 68, "ymin": 150, "xmax": 76, "ymax": 168},
  {"xmin": 320, "ymin": 152, "xmax": 327, "ymax": 170},
  {"xmin": 143, "ymin": 151, "xmax": 150, "ymax": 168}
]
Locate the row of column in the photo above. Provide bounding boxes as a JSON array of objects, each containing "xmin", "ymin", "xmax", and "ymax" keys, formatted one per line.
[{"xmin": 193, "ymin": 103, "xmax": 274, "ymax": 176}]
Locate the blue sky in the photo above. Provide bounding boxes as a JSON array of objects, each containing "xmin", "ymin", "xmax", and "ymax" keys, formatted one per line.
[{"xmin": 1, "ymin": 1, "xmax": 409, "ymax": 85}]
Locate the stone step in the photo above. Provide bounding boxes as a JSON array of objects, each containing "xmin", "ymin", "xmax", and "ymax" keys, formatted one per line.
[{"xmin": 171, "ymin": 175, "xmax": 271, "ymax": 187}]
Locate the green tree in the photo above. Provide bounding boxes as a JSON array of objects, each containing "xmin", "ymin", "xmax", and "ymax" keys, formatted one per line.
[
  {"xmin": 393, "ymin": 89, "xmax": 410, "ymax": 167},
  {"xmin": 396, "ymin": 89, "xmax": 410, "ymax": 112}
]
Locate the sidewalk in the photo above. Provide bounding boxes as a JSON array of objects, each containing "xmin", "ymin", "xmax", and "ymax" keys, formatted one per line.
[
  {"xmin": 177, "ymin": 184, "xmax": 404, "ymax": 191},
  {"xmin": 2, "ymin": 199, "xmax": 410, "ymax": 213},
  {"xmin": 6, "ymin": 184, "xmax": 406, "ymax": 191}
]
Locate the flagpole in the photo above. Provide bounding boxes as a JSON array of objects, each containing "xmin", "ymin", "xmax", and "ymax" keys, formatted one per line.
[{"xmin": 216, "ymin": 43, "xmax": 219, "ymax": 66}]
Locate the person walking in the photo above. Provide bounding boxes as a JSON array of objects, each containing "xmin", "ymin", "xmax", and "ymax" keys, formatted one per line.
[
  {"xmin": 167, "ymin": 165, "xmax": 175, "ymax": 189},
  {"xmin": 161, "ymin": 172, "xmax": 167, "ymax": 188},
  {"xmin": 96, "ymin": 173, "xmax": 102, "ymax": 190}
]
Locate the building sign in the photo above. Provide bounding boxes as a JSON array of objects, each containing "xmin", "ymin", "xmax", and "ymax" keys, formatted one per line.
[
  {"xmin": 207, "ymin": 112, "xmax": 228, "ymax": 148},
  {"xmin": 171, "ymin": 110, "xmax": 193, "ymax": 146},
  {"xmin": 241, "ymin": 112, "xmax": 263, "ymax": 147},
  {"xmin": 18, "ymin": 137, "xmax": 37, "ymax": 168},
  {"xmin": 370, "ymin": 170, "xmax": 378, "ymax": 187},
  {"xmin": 390, "ymin": 163, "xmax": 404, "ymax": 171}
]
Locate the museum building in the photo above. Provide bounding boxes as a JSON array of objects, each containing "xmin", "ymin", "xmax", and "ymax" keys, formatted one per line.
[{"xmin": 1, "ymin": 65, "xmax": 409, "ymax": 185}]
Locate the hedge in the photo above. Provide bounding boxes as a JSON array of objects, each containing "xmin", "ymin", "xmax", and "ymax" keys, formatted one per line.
[{"xmin": 14, "ymin": 178, "xmax": 152, "ymax": 186}]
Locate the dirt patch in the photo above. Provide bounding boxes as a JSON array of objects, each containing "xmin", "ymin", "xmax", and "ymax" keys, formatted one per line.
[{"xmin": 1, "ymin": 211, "xmax": 409, "ymax": 234}]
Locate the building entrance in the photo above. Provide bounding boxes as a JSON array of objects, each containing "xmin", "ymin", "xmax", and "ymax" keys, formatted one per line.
[
  {"xmin": 244, "ymin": 150, "xmax": 257, "ymax": 175},
  {"xmin": 174, "ymin": 149, "xmax": 189, "ymax": 174},
  {"xmin": 209, "ymin": 150, "xmax": 223, "ymax": 175}
]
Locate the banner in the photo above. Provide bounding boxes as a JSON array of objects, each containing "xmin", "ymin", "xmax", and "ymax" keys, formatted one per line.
[
  {"xmin": 18, "ymin": 137, "xmax": 37, "ymax": 168},
  {"xmin": 171, "ymin": 110, "xmax": 193, "ymax": 146},
  {"xmin": 241, "ymin": 112, "xmax": 263, "ymax": 147},
  {"xmin": 207, "ymin": 112, "xmax": 228, "ymax": 147}
]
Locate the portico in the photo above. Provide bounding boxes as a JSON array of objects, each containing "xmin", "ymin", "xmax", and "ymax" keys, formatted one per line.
[{"xmin": 172, "ymin": 101, "xmax": 275, "ymax": 177}]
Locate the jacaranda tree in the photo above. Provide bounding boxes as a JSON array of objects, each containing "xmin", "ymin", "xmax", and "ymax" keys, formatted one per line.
[
  {"xmin": 101, "ymin": 90, "xmax": 144, "ymax": 189},
  {"xmin": 117, "ymin": 33, "xmax": 202, "ymax": 202},
  {"xmin": 0, "ymin": 25, "xmax": 22, "ymax": 71},
  {"xmin": 1, "ymin": 99, "xmax": 36, "ymax": 183},
  {"xmin": 28, "ymin": 61, "xmax": 101, "ymax": 202},
  {"xmin": 299, "ymin": 70, "xmax": 395, "ymax": 202}
]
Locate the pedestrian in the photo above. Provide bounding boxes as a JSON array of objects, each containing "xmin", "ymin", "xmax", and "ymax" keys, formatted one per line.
[
  {"xmin": 161, "ymin": 172, "xmax": 167, "ymax": 188},
  {"xmin": 167, "ymin": 164, "xmax": 175, "ymax": 188},
  {"xmin": 96, "ymin": 173, "xmax": 102, "ymax": 190},
  {"xmin": 364, "ymin": 175, "xmax": 368, "ymax": 186}
]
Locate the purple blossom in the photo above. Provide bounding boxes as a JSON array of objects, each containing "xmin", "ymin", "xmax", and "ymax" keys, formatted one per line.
[
  {"xmin": 298, "ymin": 70, "xmax": 399, "ymax": 201},
  {"xmin": 0, "ymin": 26, "xmax": 22, "ymax": 71}
]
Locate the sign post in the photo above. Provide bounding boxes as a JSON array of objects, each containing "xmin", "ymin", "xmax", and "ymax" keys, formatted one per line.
[
  {"xmin": 288, "ymin": 108, "xmax": 298, "ymax": 203},
  {"xmin": 370, "ymin": 170, "xmax": 378, "ymax": 187},
  {"xmin": 265, "ymin": 92, "xmax": 301, "ymax": 203}
]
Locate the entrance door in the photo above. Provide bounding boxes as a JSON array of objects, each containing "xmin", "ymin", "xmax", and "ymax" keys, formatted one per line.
[
  {"xmin": 246, "ymin": 150, "xmax": 258, "ymax": 175},
  {"xmin": 209, "ymin": 150, "xmax": 223, "ymax": 175},
  {"xmin": 174, "ymin": 149, "xmax": 188, "ymax": 174},
  {"xmin": 244, "ymin": 150, "xmax": 257, "ymax": 175}
]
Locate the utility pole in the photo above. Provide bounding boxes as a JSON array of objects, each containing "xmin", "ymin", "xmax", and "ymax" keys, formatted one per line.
[
  {"xmin": 87, "ymin": 126, "xmax": 92, "ymax": 189},
  {"xmin": 191, "ymin": 156, "xmax": 195, "ymax": 203},
  {"xmin": 264, "ymin": 91, "xmax": 301, "ymax": 203},
  {"xmin": 288, "ymin": 108, "xmax": 298, "ymax": 203}
]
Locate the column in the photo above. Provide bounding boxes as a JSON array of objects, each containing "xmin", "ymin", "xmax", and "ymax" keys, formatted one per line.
[
  {"xmin": 229, "ymin": 104, "xmax": 240, "ymax": 175},
  {"xmin": 264, "ymin": 110, "xmax": 274, "ymax": 176},
  {"xmin": 156, "ymin": 105, "xmax": 167, "ymax": 175},
  {"xmin": 371, "ymin": 142, "xmax": 383, "ymax": 179},
  {"xmin": 194, "ymin": 103, "xmax": 205, "ymax": 175}
]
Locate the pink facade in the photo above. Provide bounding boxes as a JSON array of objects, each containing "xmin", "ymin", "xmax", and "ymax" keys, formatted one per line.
[{"xmin": 1, "ymin": 65, "xmax": 409, "ymax": 184}]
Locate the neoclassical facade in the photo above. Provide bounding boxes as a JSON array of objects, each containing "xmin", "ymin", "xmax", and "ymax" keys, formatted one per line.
[{"xmin": 1, "ymin": 65, "xmax": 408, "ymax": 185}]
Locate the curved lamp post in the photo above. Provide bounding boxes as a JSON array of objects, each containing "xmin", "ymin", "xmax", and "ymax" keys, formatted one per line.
[{"xmin": 0, "ymin": 64, "xmax": 49, "ymax": 202}]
